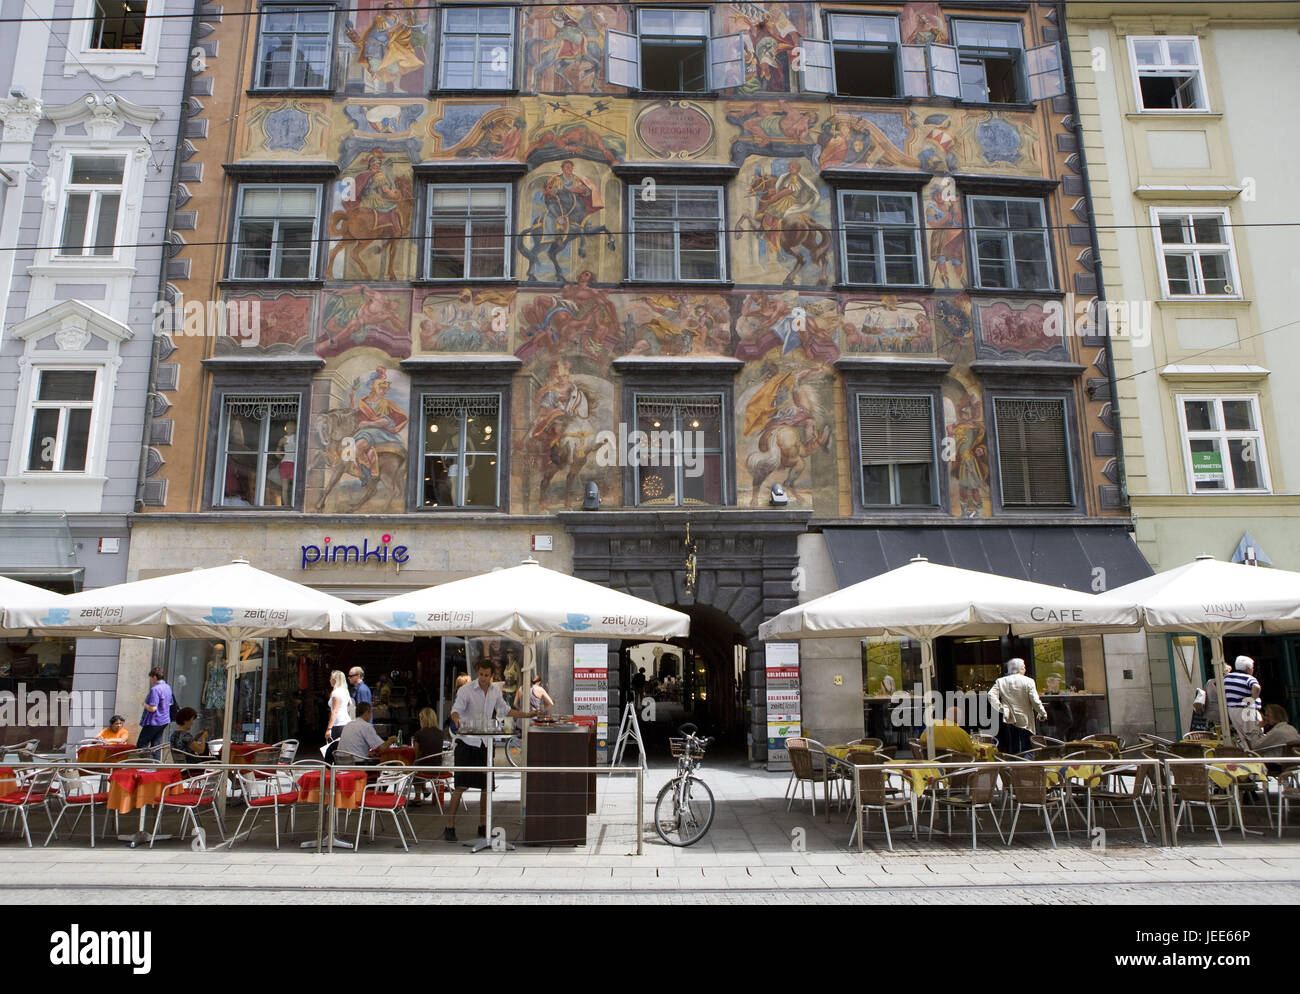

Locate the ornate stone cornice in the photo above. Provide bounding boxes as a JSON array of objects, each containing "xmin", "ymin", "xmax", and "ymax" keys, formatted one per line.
[
  {"xmin": 0, "ymin": 96, "xmax": 44, "ymax": 144},
  {"xmin": 45, "ymin": 93, "xmax": 162, "ymax": 143}
]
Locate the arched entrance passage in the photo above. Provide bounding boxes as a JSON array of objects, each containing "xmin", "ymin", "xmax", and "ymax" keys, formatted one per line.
[{"xmin": 622, "ymin": 602, "xmax": 748, "ymax": 754}]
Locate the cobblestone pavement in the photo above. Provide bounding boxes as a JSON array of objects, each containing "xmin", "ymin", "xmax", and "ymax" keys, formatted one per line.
[{"xmin": 4, "ymin": 762, "xmax": 1299, "ymax": 902}]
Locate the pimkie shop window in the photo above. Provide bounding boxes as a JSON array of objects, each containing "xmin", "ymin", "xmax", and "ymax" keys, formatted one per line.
[
  {"xmin": 215, "ymin": 394, "xmax": 300, "ymax": 507},
  {"xmin": 421, "ymin": 393, "xmax": 501, "ymax": 508}
]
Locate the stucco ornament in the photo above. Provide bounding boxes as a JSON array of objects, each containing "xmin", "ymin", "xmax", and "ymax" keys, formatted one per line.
[{"xmin": 0, "ymin": 96, "xmax": 44, "ymax": 143}]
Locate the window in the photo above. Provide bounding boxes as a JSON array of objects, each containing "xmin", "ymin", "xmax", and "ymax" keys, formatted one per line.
[
  {"xmin": 216, "ymin": 394, "xmax": 300, "ymax": 507},
  {"xmin": 605, "ymin": 9, "xmax": 743, "ymax": 92},
  {"xmin": 630, "ymin": 185, "xmax": 725, "ymax": 282},
  {"xmin": 425, "ymin": 184, "xmax": 511, "ymax": 280},
  {"xmin": 634, "ymin": 394, "xmax": 725, "ymax": 506},
  {"xmin": 25, "ymin": 370, "xmax": 96, "ymax": 472},
  {"xmin": 804, "ymin": 14, "xmax": 925, "ymax": 98},
  {"xmin": 89, "ymin": 0, "xmax": 146, "ymax": 49},
  {"xmin": 255, "ymin": 5, "xmax": 335, "ymax": 89},
  {"xmin": 1153, "ymin": 209, "xmax": 1239, "ymax": 297},
  {"xmin": 857, "ymin": 395, "xmax": 936, "ymax": 506},
  {"xmin": 839, "ymin": 191, "xmax": 922, "ymax": 286},
  {"xmin": 1129, "ymin": 36, "xmax": 1207, "ymax": 111},
  {"xmin": 968, "ymin": 195, "xmax": 1053, "ymax": 291},
  {"xmin": 993, "ymin": 397, "xmax": 1073, "ymax": 507},
  {"xmin": 57, "ymin": 155, "xmax": 125, "ymax": 257},
  {"xmin": 1177, "ymin": 395, "xmax": 1268, "ymax": 492},
  {"xmin": 438, "ymin": 6, "xmax": 514, "ymax": 90},
  {"xmin": 422, "ymin": 394, "xmax": 500, "ymax": 507},
  {"xmin": 230, "ymin": 184, "xmax": 321, "ymax": 280},
  {"xmin": 925, "ymin": 19, "xmax": 1063, "ymax": 104}
]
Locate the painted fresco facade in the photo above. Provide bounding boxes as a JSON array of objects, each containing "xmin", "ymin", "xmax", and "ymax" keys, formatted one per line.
[{"xmin": 133, "ymin": 0, "xmax": 1151, "ymax": 752}]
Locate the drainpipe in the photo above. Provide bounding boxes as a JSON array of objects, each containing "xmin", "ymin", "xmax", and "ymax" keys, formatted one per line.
[
  {"xmin": 136, "ymin": 0, "xmax": 203, "ymax": 510},
  {"xmin": 1056, "ymin": 0, "xmax": 1129, "ymax": 513}
]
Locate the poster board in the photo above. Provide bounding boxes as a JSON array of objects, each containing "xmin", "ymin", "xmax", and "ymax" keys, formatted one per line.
[
  {"xmin": 765, "ymin": 642, "xmax": 801, "ymax": 771},
  {"xmin": 572, "ymin": 642, "xmax": 609, "ymax": 752}
]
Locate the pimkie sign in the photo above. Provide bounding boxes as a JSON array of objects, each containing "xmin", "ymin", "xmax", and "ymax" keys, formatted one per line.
[{"xmin": 300, "ymin": 534, "xmax": 410, "ymax": 569}]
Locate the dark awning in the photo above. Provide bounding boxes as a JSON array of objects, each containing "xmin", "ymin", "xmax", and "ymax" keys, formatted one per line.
[{"xmin": 822, "ymin": 524, "xmax": 1153, "ymax": 594}]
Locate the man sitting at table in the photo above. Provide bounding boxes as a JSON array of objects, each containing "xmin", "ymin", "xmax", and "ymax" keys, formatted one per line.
[
  {"xmin": 920, "ymin": 707, "xmax": 979, "ymax": 756},
  {"xmin": 336, "ymin": 702, "xmax": 398, "ymax": 767},
  {"xmin": 95, "ymin": 715, "xmax": 130, "ymax": 744},
  {"xmin": 1248, "ymin": 704, "xmax": 1300, "ymax": 751},
  {"xmin": 444, "ymin": 659, "xmax": 539, "ymax": 842}
]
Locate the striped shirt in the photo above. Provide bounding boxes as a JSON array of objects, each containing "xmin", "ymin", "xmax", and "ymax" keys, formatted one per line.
[{"xmin": 1223, "ymin": 670, "xmax": 1262, "ymax": 709}]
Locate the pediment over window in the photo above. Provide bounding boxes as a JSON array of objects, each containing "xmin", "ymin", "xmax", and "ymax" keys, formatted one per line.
[
  {"xmin": 8, "ymin": 300, "xmax": 133, "ymax": 351},
  {"xmin": 45, "ymin": 93, "xmax": 162, "ymax": 144}
]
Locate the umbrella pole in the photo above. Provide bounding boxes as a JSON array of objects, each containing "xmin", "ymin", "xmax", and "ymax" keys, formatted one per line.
[
  {"xmin": 1210, "ymin": 636, "xmax": 1234, "ymax": 745},
  {"xmin": 217, "ymin": 637, "xmax": 239, "ymax": 822},
  {"xmin": 519, "ymin": 637, "xmax": 536, "ymax": 819},
  {"xmin": 921, "ymin": 639, "xmax": 936, "ymax": 761}
]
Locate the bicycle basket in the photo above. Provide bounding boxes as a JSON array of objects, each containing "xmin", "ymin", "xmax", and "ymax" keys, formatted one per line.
[{"xmin": 669, "ymin": 737, "xmax": 706, "ymax": 759}]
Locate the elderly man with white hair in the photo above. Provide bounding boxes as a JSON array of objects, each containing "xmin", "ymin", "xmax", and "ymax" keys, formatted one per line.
[
  {"xmin": 988, "ymin": 658, "xmax": 1048, "ymax": 754},
  {"xmin": 1219, "ymin": 655, "xmax": 1263, "ymax": 744}
]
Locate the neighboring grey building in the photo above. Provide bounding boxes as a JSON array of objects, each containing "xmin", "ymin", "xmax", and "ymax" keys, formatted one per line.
[{"xmin": 0, "ymin": 0, "xmax": 193, "ymax": 745}]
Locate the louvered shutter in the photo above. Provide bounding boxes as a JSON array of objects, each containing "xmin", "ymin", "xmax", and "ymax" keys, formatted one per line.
[
  {"xmin": 994, "ymin": 398, "xmax": 1073, "ymax": 506},
  {"xmin": 858, "ymin": 395, "xmax": 934, "ymax": 465}
]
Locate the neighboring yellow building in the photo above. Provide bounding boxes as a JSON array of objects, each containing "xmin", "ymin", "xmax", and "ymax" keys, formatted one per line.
[{"xmin": 1065, "ymin": 0, "xmax": 1300, "ymax": 736}]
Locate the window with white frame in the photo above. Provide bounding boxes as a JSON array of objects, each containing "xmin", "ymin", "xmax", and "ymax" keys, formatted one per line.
[
  {"xmin": 857, "ymin": 394, "xmax": 936, "ymax": 506},
  {"xmin": 57, "ymin": 155, "xmax": 125, "ymax": 258},
  {"xmin": 438, "ymin": 6, "xmax": 514, "ymax": 90},
  {"xmin": 1153, "ymin": 209, "xmax": 1239, "ymax": 297},
  {"xmin": 255, "ymin": 4, "xmax": 336, "ymax": 89},
  {"xmin": 216, "ymin": 394, "xmax": 300, "ymax": 507},
  {"xmin": 818, "ymin": 14, "xmax": 916, "ymax": 98},
  {"xmin": 89, "ymin": 0, "xmax": 146, "ymax": 49},
  {"xmin": 1177, "ymin": 395, "xmax": 1268, "ymax": 493},
  {"xmin": 630, "ymin": 185, "xmax": 725, "ymax": 282},
  {"xmin": 426, "ymin": 184, "xmax": 511, "ymax": 279},
  {"xmin": 969, "ymin": 195, "xmax": 1053, "ymax": 291},
  {"xmin": 24, "ymin": 370, "xmax": 97, "ymax": 473},
  {"xmin": 839, "ymin": 191, "xmax": 922, "ymax": 286},
  {"xmin": 422, "ymin": 394, "xmax": 500, "ymax": 507},
  {"xmin": 1129, "ymin": 36, "xmax": 1207, "ymax": 111},
  {"xmin": 634, "ymin": 393, "xmax": 725, "ymax": 506},
  {"xmin": 993, "ymin": 397, "xmax": 1073, "ymax": 507},
  {"xmin": 606, "ymin": 9, "xmax": 744, "ymax": 92},
  {"xmin": 230, "ymin": 184, "xmax": 322, "ymax": 280},
  {"xmin": 924, "ymin": 20, "xmax": 1064, "ymax": 103}
]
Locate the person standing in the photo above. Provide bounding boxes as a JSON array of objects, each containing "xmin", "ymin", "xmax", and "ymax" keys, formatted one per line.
[
  {"xmin": 326, "ymin": 670, "xmax": 353, "ymax": 742},
  {"xmin": 138, "ymin": 667, "xmax": 173, "ymax": 759},
  {"xmin": 1222, "ymin": 655, "xmax": 1263, "ymax": 744},
  {"xmin": 443, "ymin": 660, "xmax": 537, "ymax": 842},
  {"xmin": 348, "ymin": 666, "xmax": 373, "ymax": 707},
  {"xmin": 514, "ymin": 675, "xmax": 553, "ymax": 716},
  {"xmin": 987, "ymin": 658, "xmax": 1047, "ymax": 755}
]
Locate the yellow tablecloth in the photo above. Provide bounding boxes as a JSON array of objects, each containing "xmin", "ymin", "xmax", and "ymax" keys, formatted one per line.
[
  {"xmin": 882, "ymin": 762, "xmax": 945, "ymax": 796},
  {"xmin": 1208, "ymin": 761, "xmax": 1267, "ymax": 790},
  {"xmin": 1046, "ymin": 764, "xmax": 1107, "ymax": 788},
  {"xmin": 826, "ymin": 744, "xmax": 875, "ymax": 761}
]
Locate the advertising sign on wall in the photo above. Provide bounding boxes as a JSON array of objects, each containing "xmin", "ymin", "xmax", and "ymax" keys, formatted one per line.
[
  {"xmin": 765, "ymin": 642, "xmax": 800, "ymax": 771},
  {"xmin": 572, "ymin": 642, "xmax": 609, "ymax": 750}
]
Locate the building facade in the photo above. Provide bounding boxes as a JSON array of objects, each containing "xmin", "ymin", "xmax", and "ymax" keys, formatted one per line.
[
  {"xmin": 0, "ymin": 0, "xmax": 194, "ymax": 746},
  {"xmin": 127, "ymin": 0, "xmax": 1156, "ymax": 757},
  {"xmin": 1065, "ymin": 0, "xmax": 1300, "ymax": 738}
]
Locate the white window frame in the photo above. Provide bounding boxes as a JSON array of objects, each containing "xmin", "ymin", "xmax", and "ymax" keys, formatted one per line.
[
  {"xmin": 1127, "ymin": 35, "xmax": 1209, "ymax": 113},
  {"xmin": 424, "ymin": 183, "xmax": 513, "ymax": 281},
  {"xmin": 213, "ymin": 394, "xmax": 302, "ymax": 508},
  {"xmin": 20, "ymin": 368, "xmax": 100, "ymax": 474},
  {"xmin": 967, "ymin": 194, "xmax": 1054, "ymax": 291},
  {"xmin": 632, "ymin": 392, "xmax": 727, "ymax": 507},
  {"xmin": 838, "ymin": 189, "xmax": 923, "ymax": 287},
  {"xmin": 1151, "ymin": 207, "xmax": 1241, "ymax": 300},
  {"xmin": 817, "ymin": 14, "xmax": 917, "ymax": 99},
  {"xmin": 65, "ymin": 0, "xmax": 167, "ymax": 80},
  {"xmin": 628, "ymin": 184, "xmax": 726, "ymax": 283},
  {"xmin": 230, "ymin": 183, "xmax": 323, "ymax": 281},
  {"xmin": 1175, "ymin": 394, "xmax": 1270, "ymax": 494},
  {"xmin": 53, "ymin": 153, "xmax": 127, "ymax": 261},
  {"xmin": 437, "ymin": 6, "xmax": 516, "ymax": 91},
  {"xmin": 420, "ymin": 393, "xmax": 502, "ymax": 508},
  {"xmin": 605, "ymin": 9, "xmax": 744, "ymax": 92},
  {"xmin": 253, "ymin": 3, "xmax": 338, "ymax": 91}
]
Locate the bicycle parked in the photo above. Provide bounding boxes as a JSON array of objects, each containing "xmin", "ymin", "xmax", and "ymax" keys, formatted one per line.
[{"xmin": 654, "ymin": 723, "xmax": 715, "ymax": 846}]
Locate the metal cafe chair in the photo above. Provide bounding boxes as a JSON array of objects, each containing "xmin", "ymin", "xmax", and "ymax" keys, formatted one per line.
[
  {"xmin": 230, "ymin": 771, "xmax": 301, "ymax": 849},
  {"xmin": 847, "ymin": 762, "xmax": 914, "ymax": 852},
  {"xmin": 0, "ymin": 768, "xmax": 56, "ymax": 847},
  {"xmin": 44, "ymin": 768, "xmax": 112, "ymax": 847},
  {"xmin": 1170, "ymin": 760, "xmax": 1244, "ymax": 847},
  {"xmin": 929, "ymin": 765, "xmax": 1004, "ymax": 850},
  {"xmin": 355, "ymin": 769, "xmax": 418, "ymax": 852},
  {"xmin": 150, "ymin": 770, "xmax": 227, "ymax": 849}
]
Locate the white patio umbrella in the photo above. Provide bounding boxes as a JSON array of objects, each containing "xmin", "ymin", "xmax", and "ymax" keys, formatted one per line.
[
  {"xmin": 759, "ymin": 557, "xmax": 1141, "ymax": 758},
  {"xmin": 0, "ymin": 575, "xmax": 69, "ymax": 637},
  {"xmin": 4, "ymin": 560, "xmax": 364, "ymax": 813},
  {"xmin": 342, "ymin": 558, "xmax": 690, "ymax": 798},
  {"xmin": 1102, "ymin": 555, "xmax": 1300, "ymax": 743}
]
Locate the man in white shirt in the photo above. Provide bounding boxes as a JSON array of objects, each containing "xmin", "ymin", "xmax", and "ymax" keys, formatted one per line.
[
  {"xmin": 444, "ymin": 659, "xmax": 538, "ymax": 842},
  {"xmin": 987, "ymin": 658, "xmax": 1048, "ymax": 755},
  {"xmin": 336, "ymin": 702, "xmax": 396, "ymax": 765}
]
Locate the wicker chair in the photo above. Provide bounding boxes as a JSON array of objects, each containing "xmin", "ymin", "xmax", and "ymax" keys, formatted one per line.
[
  {"xmin": 847, "ymin": 762, "xmax": 914, "ymax": 851},
  {"xmin": 1030, "ymin": 735, "xmax": 1065, "ymax": 748},
  {"xmin": 1004, "ymin": 763, "xmax": 1068, "ymax": 848},
  {"xmin": 1170, "ymin": 760, "xmax": 1243, "ymax": 846},
  {"xmin": 929, "ymin": 765, "xmax": 1003, "ymax": 849},
  {"xmin": 785, "ymin": 738, "xmax": 828, "ymax": 815},
  {"xmin": 1168, "ymin": 740, "xmax": 1215, "ymax": 758},
  {"xmin": 848, "ymin": 738, "xmax": 883, "ymax": 749},
  {"xmin": 1138, "ymin": 732, "xmax": 1173, "ymax": 748},
  {"xmin": 1183, "ymin": 730, "xmax": 1220, "ymax": 742},
  {"xmin": 1085, "ymin": 763, "xmax": 1157, "ymax": 844}
]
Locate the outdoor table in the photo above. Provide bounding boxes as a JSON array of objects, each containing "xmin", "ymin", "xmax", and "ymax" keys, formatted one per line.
[
  {"xmin": 1064, "ymin": 740, "xmax": 1122, "ymax": 757},
  {"xmin": 458, "ymin": 731, "xmax": 516, "ymax": 853},
  {"xmin": 0, "ymin": 768, "xmax": 16, "ymax": 799},
  {"xmin": 107, "ymin": 767, "xmax": 183, "ymax": 847},
  {"xmin": 296, "ymin": 769, "xmax": 367, "ymax": 850},
  {"xmin": 78, "ymin": 743, "xmax": 136, "ymax": 766},
  {"xmin": 376, "ymin": 745, "xmax": 416, "ymax": 766},
  {"xmin": 229, "ymin": 743, "xmax": 275, "ymax": 765},
  {"xmin": 826, "ymin": 744, "xmax": 874, "ymax": 761},
  {"xmin": 1208, "ymin": 760, "xmax": 1267, "ymax": 790}
]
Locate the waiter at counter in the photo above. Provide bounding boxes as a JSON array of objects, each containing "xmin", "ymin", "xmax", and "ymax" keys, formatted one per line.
[{"xmin": 443, "ymin": 659, "xmax": 541, "ymax": 843}]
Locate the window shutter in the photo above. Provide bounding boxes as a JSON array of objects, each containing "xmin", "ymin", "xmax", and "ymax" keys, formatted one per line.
[
  {"xmin": 798, "ymin": 39, "xmax": 834, "ymax": 95},
  {"xmin": 606, "ymin": 28, "xmax": 640, "ymax": 89},
  {"xmin": 422, "ymin": 394, "xmax": 500, "ymax": 419},
  {"xmin": 994, "ymin": 398, "xmax": 1072, "ymax": 506},
  {"xmin": 901, "ymin": 44, "xmax": 930, "ymax": 97},
  {"xmin": 224, "ymin": 394, "xmax": 299, "ymax": 421},
  {"xmin": 709, "ymin": 32, "xmax": 746, "ymax": 90},
  {"xmin": 859, "ymin": 396, "xmax": 934, "ymax": 464},
  {"xmin": 927, "ymin": 44, "xmax": 960, "ymax": 99},
  {"xmin": 1025, "ymin": 42, "xmax": 1066, "ymax": 101}
]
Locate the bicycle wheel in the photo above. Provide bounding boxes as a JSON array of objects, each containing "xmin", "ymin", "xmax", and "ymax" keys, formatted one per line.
[
  {"xmin": 654, "ymin": 775, "xmax": 715, "ymax": 846},
  {"xmin": 505, "ymin": 736, "xmax": 523, "ymax": 768}
]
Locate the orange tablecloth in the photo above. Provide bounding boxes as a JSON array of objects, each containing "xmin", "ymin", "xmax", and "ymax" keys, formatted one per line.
[
  {"xmin": 229, "ymin": 743, "xmax": 275, "ymax": 764},
  {"xmin": 78, "ymin": 743, "xmax": 136, "ymax": 765},
  {"xmin": 0, "ymin": 768, "xmax": 17, "ymax": 799},
  {"xmin": 297, "ymin": 770, "xmax": 367, "ymax": 810},
  {"xmin": 376, "ymin": 746, "xmax": 415, "ymax": 766},
  {"xmin": 106, "ymin": 768, "xmax": 183, "ymax": 815}
]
